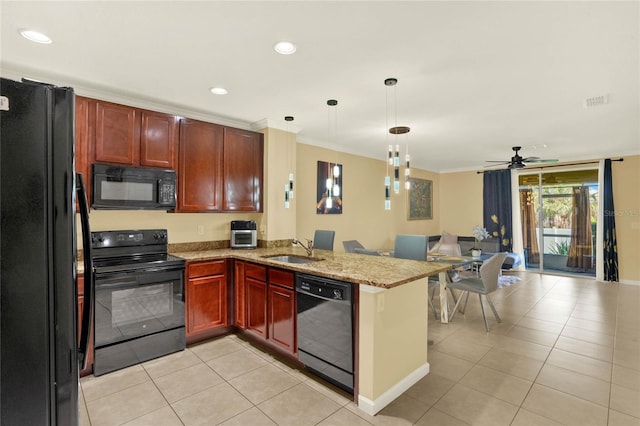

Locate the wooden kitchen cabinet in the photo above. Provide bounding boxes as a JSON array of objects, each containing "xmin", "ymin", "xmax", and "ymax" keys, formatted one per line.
[
  {"xmin": 238, "ymin": 263, "xmax": 296, "ymax": 355},
  {"xmin": 139, "ymin": 109, "xmax": 179, "ymax": 169},
  {"xmin": 245, "ymin": 263, "xmax": 268, "ymax": 339},
  {"xmin": 186, "ymin": 259, "xmax": 227, "ymax": 337},
  {"xmin": 222, "ymin": 127, "xmax": 263, "ymax": 211},
  {"xmin": 94, "ymin": 100, "xmax": 139, "ymax": 165},
  {"xmin": 177, "ymin": 119, "xmax": 224, "ymax": 211},
  {"xmin": 177, "ymin": 118, "xmax": 263, "ymax": 212},
  {"xmin": 92, "ymin": 99, "xmax": 178, "ymax": 169},
  {"xmin": 234, "ymin": 261, "xmax": 246, "ymax": 328},
  {"xmin": 268, "ymin": 268, "xmax": 296, "ymax": 354},
  {"xmin": 77, "ymin": 274, "xmax": 94, "ymax": 377}
]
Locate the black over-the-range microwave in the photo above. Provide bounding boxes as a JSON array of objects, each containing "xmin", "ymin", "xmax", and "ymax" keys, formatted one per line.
[{"xmin": 92, "ymin": 164, "xmax": 177, "ymax": 210}]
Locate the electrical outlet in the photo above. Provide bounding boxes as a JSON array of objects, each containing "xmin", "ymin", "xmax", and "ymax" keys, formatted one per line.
[{"xmin": 197, "ymin": 225, "xmax": 205, "ymax": 235}]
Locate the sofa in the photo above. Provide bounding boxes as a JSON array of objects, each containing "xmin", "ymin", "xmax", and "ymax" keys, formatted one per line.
[{"xmin": 428, "ymin": 234, "xmax": 522, "ymax": 270}]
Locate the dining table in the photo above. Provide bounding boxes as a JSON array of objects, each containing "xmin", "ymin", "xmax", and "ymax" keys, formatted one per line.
[{"xmin": 427, "ymin": 253, "xmax": 475, "ymax": 323}]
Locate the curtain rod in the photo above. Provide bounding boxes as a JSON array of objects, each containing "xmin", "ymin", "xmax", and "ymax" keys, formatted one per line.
[{"xmin": 476, "ymin": 158, "xmax": 624, "ymax": 174}]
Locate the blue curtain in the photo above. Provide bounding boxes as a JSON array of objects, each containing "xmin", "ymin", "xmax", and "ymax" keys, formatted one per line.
[
  {"xmin": 483, "ymin": 170, "xmax": 512, "ymax": 251},
  {"xmin": 603, "ymin": 159, "xmax": 619, "ymax": 282}
]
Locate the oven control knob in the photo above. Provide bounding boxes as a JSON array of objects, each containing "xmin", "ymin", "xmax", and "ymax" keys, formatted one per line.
[{"xmin": 333, "ymin": 289, "xmax": 342, "ymax": 300}]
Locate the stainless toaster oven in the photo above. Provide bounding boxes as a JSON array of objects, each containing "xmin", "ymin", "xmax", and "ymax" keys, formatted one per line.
[{"xmin": 230, "ymin": 220, "xmax": 257, "ymax": 249}]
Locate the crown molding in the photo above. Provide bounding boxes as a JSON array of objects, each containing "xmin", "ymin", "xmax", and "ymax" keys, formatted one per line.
[
  {"xmin": 252, "ymin": 118, "xmax": 301, "ymax": 134},
  {"xmin": 0, "ymin": 63, "xmax": 250, "ymax": 130}
]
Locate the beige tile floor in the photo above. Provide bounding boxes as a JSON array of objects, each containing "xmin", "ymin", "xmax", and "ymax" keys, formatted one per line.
[{"xmin": 79, "ymin": 272, "xmax": 640, "ymax": 425}]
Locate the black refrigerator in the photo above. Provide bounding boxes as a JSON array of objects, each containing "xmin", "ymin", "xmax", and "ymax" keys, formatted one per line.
[{"xmin": 1, "ymin": 77, "xmax": 92, "ymax": 425}]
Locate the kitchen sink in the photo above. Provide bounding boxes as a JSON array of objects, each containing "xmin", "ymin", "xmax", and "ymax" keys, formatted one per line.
[{"xmin": 262, "ymin": 254, "xmax": 322, "ymax": 264}]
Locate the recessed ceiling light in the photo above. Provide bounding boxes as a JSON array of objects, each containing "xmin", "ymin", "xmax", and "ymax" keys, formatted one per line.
[
  {"xmin": 209, "ymin": 87, "xmax": 228, "ymax": 95},
  {"xmin": 274, "ymin": 41, "xmax": 296, "ymax": 55},
  {"xmin": 20, "ymin": 29, "xmax": 52, "ymax": 44}
]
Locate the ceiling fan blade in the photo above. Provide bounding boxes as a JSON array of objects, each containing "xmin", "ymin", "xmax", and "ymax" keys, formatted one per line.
[
  {"xmin": 524, "ymin": 158, "xmax": 558, "ymax": 164},
  {"xmin": 484, "ymin": 147, "xmax": 557, "ymax": 170}
]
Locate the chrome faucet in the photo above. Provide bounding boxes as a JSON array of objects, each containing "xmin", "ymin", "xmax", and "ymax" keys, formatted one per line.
[{"xmin": 292, "ymin": 238, "xmax": 313, "ymax": 256}]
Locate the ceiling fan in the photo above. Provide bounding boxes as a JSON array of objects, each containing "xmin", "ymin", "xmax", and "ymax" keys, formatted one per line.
[{"xmin": 486, "ymin": 146, "xmax": 558, "ymax": 169}]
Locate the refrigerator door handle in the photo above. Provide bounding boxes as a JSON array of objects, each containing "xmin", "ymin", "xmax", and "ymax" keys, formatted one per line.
[{"xmin": 76, "ymin": 173, "xmax": 93, "ymax": 370}]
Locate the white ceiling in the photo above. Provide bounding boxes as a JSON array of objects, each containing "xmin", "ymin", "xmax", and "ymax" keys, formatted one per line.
[{"xmin": 2, "ymin": 1, "xmax": 639, "ymax": 172}]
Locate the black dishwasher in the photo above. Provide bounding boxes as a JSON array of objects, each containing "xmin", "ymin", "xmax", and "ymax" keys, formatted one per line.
[{"xmin": 296, "ymin": 273, "xmax": 354, "ymax": 393}]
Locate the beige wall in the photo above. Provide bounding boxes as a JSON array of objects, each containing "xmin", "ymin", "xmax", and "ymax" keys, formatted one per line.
[
  {"xmin": 611, "ymin": 155, "xmax": 640, "ymax": 283},
  {"xmin": 81, "ymin": 210, "xmax": 261, "ymax": 244},
  {"xmin": 77, "ymin": 129, "xmax": 640, "ymax": 283},
  {"xmin": 295, "ymin": 143, "xmax": 440, "ymax": 251},
  {"xmin": 358, "ymin": 279, "xmax": 429, "ymax": 403},
  {"xmin": 439, "ymin": 170, "xmax": 484, "ymax": 236},
  {"xmin": 261, "ymin": 127, "xmax": 297, "ymax": 241}
]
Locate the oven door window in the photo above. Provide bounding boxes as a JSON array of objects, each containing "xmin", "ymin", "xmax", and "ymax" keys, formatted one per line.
[
  {"xmin": 95, "ymin": 269, "xmax": 185, "ymax": 347},
  {"xmin": 233, "ymin": 231, "xmax": 255, "ymax": 246}
]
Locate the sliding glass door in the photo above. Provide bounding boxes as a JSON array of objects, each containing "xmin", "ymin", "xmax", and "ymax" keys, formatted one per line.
[{"xmin": 519, "ymin": 169, "xmax": 598, "ymax": 277}]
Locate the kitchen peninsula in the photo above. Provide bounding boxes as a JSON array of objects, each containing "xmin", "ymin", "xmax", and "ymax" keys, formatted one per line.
[{"xmin": 174, "ymin": 246, "xmax": 452, "ymax": 416}]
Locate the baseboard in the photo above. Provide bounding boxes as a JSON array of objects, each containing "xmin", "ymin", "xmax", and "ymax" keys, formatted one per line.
[
  {"xmin": 619, "ymin": 279, "xmax": 640, "ymax": 286},
  {"xmin": 357, "ymin": 362, "xmax": 430, "ymax": 416}
]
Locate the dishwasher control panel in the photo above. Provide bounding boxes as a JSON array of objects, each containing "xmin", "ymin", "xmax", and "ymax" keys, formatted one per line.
[{"xmin": 295, "ymin": 274, "xmax": 352, "ymax": 301}]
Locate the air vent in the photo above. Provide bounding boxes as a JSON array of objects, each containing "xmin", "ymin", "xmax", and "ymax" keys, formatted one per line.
[{"xmin": 584, "ymin": 94, "xmax": 609, "ymax": 108}]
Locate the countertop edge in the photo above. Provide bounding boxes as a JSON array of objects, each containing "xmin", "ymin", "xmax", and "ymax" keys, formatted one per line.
[{"xmin": 173, "ymin": 247, "xmax": 453, "ymax": 289}]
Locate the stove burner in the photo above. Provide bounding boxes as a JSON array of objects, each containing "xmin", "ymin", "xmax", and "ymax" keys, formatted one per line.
[{"xmin": 91, "ymin": 229, "xmax": 184, "ymax": 274}]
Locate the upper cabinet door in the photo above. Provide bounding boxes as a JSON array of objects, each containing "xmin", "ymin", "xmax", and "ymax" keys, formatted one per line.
[
  {"xmin": 178, "ymin": 119, "xmax": 224, "ymax": 211},
  {"xmin": 94, "ymin": 100, "xmax": 139, "ymax": 165},
  {"xmin": 140, "ymin": 110, "xmax": 178, "ymax": 169},
  {"xmin": 223, "ymin": 127, "xmax": 263, "ymax": 212}
]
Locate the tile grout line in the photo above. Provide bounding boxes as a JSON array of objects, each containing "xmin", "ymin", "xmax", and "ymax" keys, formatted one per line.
[{"xmin": 508, "ymin": 275, "xmax": 568, "ymax": 425}]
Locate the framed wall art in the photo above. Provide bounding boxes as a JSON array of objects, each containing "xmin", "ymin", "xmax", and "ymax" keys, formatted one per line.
[
  {"xmin": 407, "ymin": 177, "xmax": 432, "ymax": 220},
  {"xmin": 316, "ymin": 160, "xmax": 342, "ymax": 214}
]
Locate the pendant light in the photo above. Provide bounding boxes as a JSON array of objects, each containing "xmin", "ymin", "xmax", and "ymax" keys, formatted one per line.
[
  {"xmin": 383, "ymin": 78, "xmax": 410, "ymax": 209},
  {"xmin": 284, "ymin": 116, "xmax": 295, "ymax": 208},
  {"xmin": 325, "ymin": 99, "xmax": 340, "ymax": 209}
]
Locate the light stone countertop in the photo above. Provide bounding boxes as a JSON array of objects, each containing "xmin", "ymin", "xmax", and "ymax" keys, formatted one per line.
[{"xmin": 173, "ymin": 247, "xmax": 452, "ymax": 289}]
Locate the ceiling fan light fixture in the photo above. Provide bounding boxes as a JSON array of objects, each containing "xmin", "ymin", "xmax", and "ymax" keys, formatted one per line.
[
  {"xmin": 274, "ymin": 41, "xmax": 296, "ymax": 55},
  {"xmin": 487, "ymin": 146, "xmax": 557, "ymax": 170}
]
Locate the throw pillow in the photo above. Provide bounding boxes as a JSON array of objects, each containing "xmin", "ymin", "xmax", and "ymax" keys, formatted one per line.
[{"xmin": 442, "ymin": 231, "xmax": 458, "ymax": 244}]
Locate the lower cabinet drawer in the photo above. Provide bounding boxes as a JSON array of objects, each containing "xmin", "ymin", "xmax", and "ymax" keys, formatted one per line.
[
  {"xmin": 188, "ymin": 259, "xmax": 226, "ymax": 278},
  {"xmin": 246, "ymin": 263, "xmax": 267, "ymax": 281},
  {"xmin": 269, "ymin": 268, "xmax": 294, "ymax": 289}
]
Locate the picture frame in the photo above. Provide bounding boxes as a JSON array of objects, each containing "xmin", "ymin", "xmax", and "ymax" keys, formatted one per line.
[
  {"xmin": 316, "ymin": 160, "xmax": 342, "ymax": 214},
  {"xmin": 407, "ymin": 177, "xmax": 432, "ymax": 220}
]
